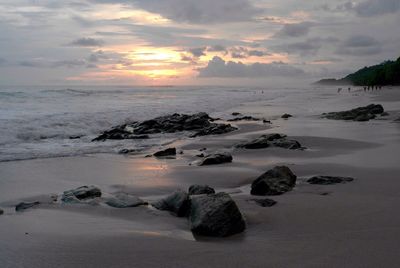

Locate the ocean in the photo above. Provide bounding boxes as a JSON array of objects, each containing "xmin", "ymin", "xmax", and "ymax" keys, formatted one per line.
[{"xmin": 0, "ymin": 85, "xmax": 306, "ymax": 162}]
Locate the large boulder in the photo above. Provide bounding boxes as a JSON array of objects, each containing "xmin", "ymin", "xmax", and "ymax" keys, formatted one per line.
[
  {"xmin": 15, "ymin": 201, "xmax": 40, "ymax": 212},
  {"xmin": 322, "ymin": 104, "xmax": 384, "ymax": 122},
  {"xmin": 105, "ymin": 193, "xmax": 148, "ymax": 208},
  {"xmin": 152, "ymin": 190, "xmax": 190, "ymax": 217},
  {"xmin": 189, "ymin": 192, "xmax": 246, "ymax": 237},
  {"xmin": 251, "ymin": 166, "xmax": 297, "ymax": 196},
  {"xmin": 198, "ymin": 152, "xmax": 233, "ymax": 166},
  {"xmin": 61, "ymin": 186, "xmax": 102, "ymax": 203},
  {"xmin": 93, "ymin": 113, "xmax": 237, "ymax": 141},
  {"xmin": 188, "ymin": 185, "xmax": 216, "ymax": 195},
  {"xmin": 153, "ymin": 148, "xmax": 176, "ymax": 157},
  {"xmin": 307, "ymin": 176, "xmax": 354, "ymax": 185}
]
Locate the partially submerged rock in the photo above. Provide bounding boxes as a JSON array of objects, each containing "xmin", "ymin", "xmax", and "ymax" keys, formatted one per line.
[
  {"xmin": 61, "ymin": 185, "xmax": 102, "ymax": 203},
  {"xmin": 153, "ymin": 147, "xmax": 176, "ymax": 157},
  {"xmin": 238, "ymin": 133, "xmax": 303, "ymax": 150},
  {"xmin": 105, "ymin": 193, "xmax": 147, "ymax": 208},
  {"xmin": 152, "ymin": 190, "xmax": 190, "ymax": 217},
  {"xmin": 198, "ymin": 152, "xmax": 233, "ymax": 166},
  {"xmin": 307, "ymin": 176, "xmax": 354, "ymax": 185},
  {"xmin": 322, "ymin": 104, "xmax": 384, "ymax": 122},
  {"xmin": 251, "ymin": 166, "xmax": 297, "ymax": 196},
  {"xmin": 93, "ymin": 113, "xmax": 237, "ymax": 141},
  {"xmin": 227, "ymin": 116, "xmax": 261, "ymax": 122},
  {"xmin": 189, "ymin": 192, "xmax": 246, "ymax": 237},
  {"xmin": 15, "ymin": 201, "xmax": 40, "ymax": 212},
  {"xmin": 188, "ymin": 185, "xmax": 216, "ymax": 195},
  {"xmin": 248, "ymin": 198, "xmax": 277, "ymax": 207},
  {"xmin": 281, "ymin": 113, "xmax": 293, "ymax": 119}
]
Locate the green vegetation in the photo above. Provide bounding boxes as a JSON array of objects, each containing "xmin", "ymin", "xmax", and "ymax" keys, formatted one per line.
[{"xmin": 316, "ymin": 56, "xmax": 400, "ymax": 86}]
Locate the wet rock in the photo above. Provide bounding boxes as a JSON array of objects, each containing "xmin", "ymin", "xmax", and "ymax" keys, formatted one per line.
[
  {"xmin": 307, "ymin": 176, "xmax": 354, "ymax": 185},
  {"xmin": 153, "ymin": 147, "xmax": 176, "ymax": 157},
  {"xmin": 189, "ymin": 192, "xmax": 246, "ymax": 237},
  {"xmin": 152, "ymin": 190, "xmax": 190, "ymax": 217},
  {"xmin": 271, "ymin": 139, "xmax": 302, "ymax": 150},
  {"xmin": 188, "ymin": 185, "xmax": 216, "ymax": 195},
  {"xmin": 93, "ymin": 113, "xmax": 237, "ymax": 141},
  {"xmin": 322, "ymin": 104, "xmax": 384, "ymax": 122},
  {"xmin": 251, "ymin": 166, "xmax": 297, "ymax": 196},
  {"xmin": 62, "ymin": 186, "xmax": 102, "ymax": 203},
  {"xmin": 281, "ymin": 113, "xmax": 293, "ymax": 119},
  {"xmin": 248, "ymin": 198, "xmax": 277, "ymax": 207},
  {"xmin": 15, "ymin": 202, "xmax": 40, "ymax": 212},
  {"xmin": 198, "ymin": 152, "xmax": 233, "ymax": 166},
  {"xmin": 227, "ymin": 116, "xmax": 261, "ymax": 122},
  {"xmin": 105, "ymin": 193, "xmax": 147, "ymax": 208},
  {"xmin": 238, "ymin": 133, "xmax": 302, "ymax": 150}
]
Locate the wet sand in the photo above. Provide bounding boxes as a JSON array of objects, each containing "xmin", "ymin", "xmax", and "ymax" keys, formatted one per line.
[{"xmin": 1, "ymin": 87, "xmax": 400, "ymax": 268}]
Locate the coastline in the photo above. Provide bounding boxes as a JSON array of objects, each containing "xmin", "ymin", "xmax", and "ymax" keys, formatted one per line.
[{"xmin": 1, "ymin": 86, "xmax": 400, "ymax": 267}]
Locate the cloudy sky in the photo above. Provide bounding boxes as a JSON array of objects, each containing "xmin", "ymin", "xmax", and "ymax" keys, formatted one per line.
[{"xmin": 0, "ymin": 0, "xmax": 399, "ymax": 86}]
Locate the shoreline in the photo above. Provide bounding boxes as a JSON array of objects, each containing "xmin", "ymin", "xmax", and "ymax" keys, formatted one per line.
[{"xmin": 1, "ymin": 86, "xmax": 400, "ymax": 267}]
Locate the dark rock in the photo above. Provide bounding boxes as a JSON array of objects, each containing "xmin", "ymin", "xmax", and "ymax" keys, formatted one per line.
[
  {"xmin": 251, "ymin": 166, "xmax": 297, "ymax": 196},
  {"xmin": 196, "ymin": 153, "xmax": 205, "ymax": 157},
  {"xmin": 153, "ymin": 147, "xmax": 176, "ymax": 157},
  {"xmin": 62, "ymin": 185, "xmax": 102, "ymax": 203},
  {"xmin": 93, "ymin": 113, "xmax": 237, "ymax": 141},
  {"xmin": 322, "ymin": 104, "xmax": 384, "ymax": 122},
  {"xmin": 227, "ymin": 116, "xmax": 261, "ymax": 122},
  {"xmin": 263, "ymin": 120, "xmax": 272, "ymax": 124},
  {"xmin": 118, "ymin": 148, "xmax": 140, "ymax": 154},
  {"xmin": 281, "ymin": 114, "xmax": 293, "ymax": 119},
  {"xmin": 0, "ymin": 208, "xmax": 3, "ymax": 215},
  {"xmin": 69, "ymin": 135, "xmax": 82, "ymax": 139},
  {"xmin": 189, "ymin": 192, "xmax": 246, "ymax": 237},
  {"xmin": 232, "ymin": 112, "xmax": 242, "ymax": 116},
  {"xmin": 105, "ymin": 193, "xmax": 147, "ymax": 208},
  {"xmin": 198, "ymin": 152, "xmax": 233, "ymax": 166},
  {"xmin": 15, "ymin": 202, "xmax": 40, "ymax": 212},
  {"xmin": 248, "ymin": 198, "xmax": 277, "ymax": 207},
  {"xmin": 307, "ymin": 176, "xmax": 354, "ymax": 185},
  {"xmin": 271, "ymin": 139, "xmax": 302, "ymax": 150},
  {"xmin": 188, "ymin": 185, "xmax": 216, "ymax": 195},
  {"xmin": 152, "ymin": 190, "xmax": 190, "ymax": 217},
  {"xmin": 238, "ymin": 134, "xmax": 303, "ymax": 150}
]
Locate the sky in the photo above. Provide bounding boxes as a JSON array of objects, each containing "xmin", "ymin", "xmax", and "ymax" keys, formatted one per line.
[{"xmin": 0, "ymin": 0, "xmax": 399, "ymax": 86}]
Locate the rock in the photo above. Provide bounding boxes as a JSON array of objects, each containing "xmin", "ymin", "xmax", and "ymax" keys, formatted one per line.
[
  {"xmin": 322, "ymin": 104, "xmax": 384, "ymax": 122},
  {"xmin": 227, "ymin": 116, "xmax": 261, "ymax": 122},
  {"xmin": 188, "ymin": 185, "xmax": 216, "ymax": 195},
  {"xmin": 153, "ymin": 147, "xmax": 176, "ymax": 157},
  {"xmin": 198, "ymin": 152, "xmax": 233, "ymax": 166},
  {"xmin": 251, "ymin": 166, "xmax": 297, "ymax": 196},
  {"xmin": 281, "ymin": 113, "xmax": 293, "ymax": 119},
  {"xmin": 105, "ymin": 193, "xmax": 147, "ymax": 208},
  {"xmin": 93, "ymin": 113, "xmax": 237, "ymax": 141},
  {"xmin": 232, "ymin": 112, "xmax": 242, "ymax": 116},
  {"xmin": 69, "ymin": 135, "xmax": 82, "ymax": 139},
  {"xmin": 15, "ymin": 202, "xmax": 40, "ymax": 212},
  {"xmin": 307, "ymin": 176, "xmax": 354, "ymax": 185},
  {"xmin": 263, "ymin": 120, "xmax": 272, "ymax": 124},
  {"xmin": 189, "ymin": 192, "xmax": 246, "ymax": 237},
  {"xmin": 248, "ymin": 198, "xmax": 277, "ymax": 207},
  {"xmin": 271, "ymin": 139, "xmax": 302, "ymax": 150},
  {"xmin": 381, "ymin": 112, "xmax": 389, "ymax": 117},
  {"xmin": 238, "ymin": 134, "xmax": 303, "ymax": 150},
  {"xmin": 152, "ymin": 190, "xmax": 190, "ymax": 217},
  {"xmin": 61, "ymin": 185, "xmax": 102, "ymax": 203},
  {"xmin": 196, "ymin": 153, "xmax": 205, "ymax": 157},
  {"xmin": 0, "ymin": 208, "xmax": 3, "ymax": 215}
]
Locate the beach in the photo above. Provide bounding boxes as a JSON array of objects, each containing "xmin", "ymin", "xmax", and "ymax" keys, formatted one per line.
[{"xmin": 1, "ymin": 86, "xmax": 400, "ymax": 268}]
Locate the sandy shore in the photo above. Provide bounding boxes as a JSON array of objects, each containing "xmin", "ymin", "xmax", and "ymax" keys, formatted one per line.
[{"xmin": 1, "ymin": 86, "xmax": 400, "ymax": 267}]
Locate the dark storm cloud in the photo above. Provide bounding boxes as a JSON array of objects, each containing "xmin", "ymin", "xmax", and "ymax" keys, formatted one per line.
[
  {"xmin": 198, "ymin": 56, "xmax": 304, "ymax": 78},
  {"xmin": 90, "ymin": 0, "xmax": 262, "ymax": 24},
  {"xmin": 275, "ymin": 22, "xmax": 314, "ymax": 38},
  {"xmin": 69, "ymin": 37, "xmax": 104, "ymax": 47}
]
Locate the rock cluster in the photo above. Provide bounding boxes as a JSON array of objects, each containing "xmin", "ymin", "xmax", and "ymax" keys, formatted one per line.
[
  {"xmin": 251, "ymin": 166, "xmax": 297, "ymax": 196},
  {"xmin": 238, "ymin": 133, "xmax": 302, "ymax": 150},
  {"xmin": 322, "ymin": 104, "xmax": 384, "ymax": 121},
  {"xmin": 307, "ymin": 176, "xmax": 354, "ymax": 185},
  {"xmin": 93, "ymin": 113, "xmax": 237, "ymax": 141}
]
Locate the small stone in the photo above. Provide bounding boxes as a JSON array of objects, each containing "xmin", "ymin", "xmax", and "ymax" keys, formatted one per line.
[{"xmin": 281, "ymin": 114, "xmax": 293, "ymax": 119}]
